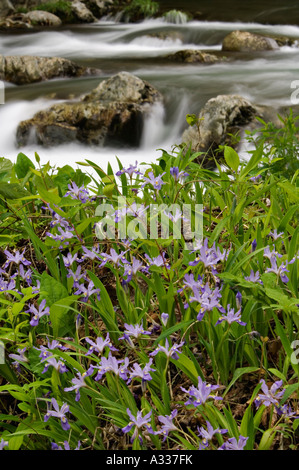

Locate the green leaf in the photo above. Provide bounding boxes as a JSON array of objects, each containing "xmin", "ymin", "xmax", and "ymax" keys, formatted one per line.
[
  {"xmin": 0, "ymin": 183, "xmax": 29, "ymax": 199},
  {"xmin": 15, "ymin": 153, "xmax": 35, "ymax": 179},
  {"xmin": 224, "ymin": 146, "xmax": 240, "ymax": 172},
  {"xmin": 224, "ymin": 367, "xmax": 260, "ymax": 397}
]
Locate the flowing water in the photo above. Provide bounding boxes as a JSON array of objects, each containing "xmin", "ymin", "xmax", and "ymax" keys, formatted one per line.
[{"xmin": 1, "ymin": 1, "xmax": 299, "ymax": 173}]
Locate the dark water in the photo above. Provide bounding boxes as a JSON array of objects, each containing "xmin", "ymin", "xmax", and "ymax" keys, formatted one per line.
[{"xmin": 159, "ymin": 0, "xmax": 299, "ymax": 24}]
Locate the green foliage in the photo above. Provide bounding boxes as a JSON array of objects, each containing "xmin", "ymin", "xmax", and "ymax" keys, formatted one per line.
[
  {"xmin": 32, "ymin": 0, "xmax": 75, "ymax": 23},
  {"xmin": 0, "ymin": 114, "xmax": 298, "ymax": 450},
  {"xmin": 122, "ymin": 0, "xmax": 159, "ymax": 22}
]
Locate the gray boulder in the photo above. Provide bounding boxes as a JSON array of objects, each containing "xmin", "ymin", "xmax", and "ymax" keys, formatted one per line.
[
  {"xmin": 71, "ymin": 0, "xmax": 96, "ymax": 22},
  {"xmin": 166, "ymin": 49, "xmax": 227, "ymax": 64},
  {"xmin": 222, "ymin": 30, "xmax": 279, "ymax": 52},
  {"xmin": 181, "ymin": 94, "xmax": 259, "ymax": 156},
  {"xmin": 16, "ymin": 71, "xmax": 163, "ymax": 148},
  {"xmin": 0, "ymin": 0, "xmax": 15, "ymax": 17},
  {"xmin": 23, "ymin": 10, "xmax": 62, "ymax": 26},
  {"xmin": 0, "ymin": 55, "xmax": 98, "ymax": 85}
]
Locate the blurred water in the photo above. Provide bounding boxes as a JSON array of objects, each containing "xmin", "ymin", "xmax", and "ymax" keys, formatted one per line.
[{"xmin": 0, "ymin": 12, "xmax": 299, "ymax": 172}]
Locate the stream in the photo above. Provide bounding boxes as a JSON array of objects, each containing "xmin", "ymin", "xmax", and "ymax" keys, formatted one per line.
[{"xmin": 1, "ymin": 2, "xmax": 299, "ymax": 173}]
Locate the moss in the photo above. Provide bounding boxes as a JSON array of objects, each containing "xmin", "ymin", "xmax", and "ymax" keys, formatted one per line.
[
  {"xmin": 122, "ymin": 0, "xmax": 159, "ymax": 22},
  {"xmin": 32, "ymin": 0, "xmax": 76, "ymax": 23}
]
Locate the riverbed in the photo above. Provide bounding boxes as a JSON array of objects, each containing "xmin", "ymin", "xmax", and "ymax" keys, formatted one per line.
[{"xmin": 1, "ymin": 2, "xmax": 299, "ymax": 173}]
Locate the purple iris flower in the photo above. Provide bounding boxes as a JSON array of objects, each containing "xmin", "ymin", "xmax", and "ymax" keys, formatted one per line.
[
  {"xmin": 81, "ymin": 245, "xmax": 101, "ymax": 262},
  {"xmin": 42, "ymin": 356, "xmax": 68, "ymax": 374},
  {"xmin": 63, "ymin": 252, "xmax": 79, "ymax": 268},
  {"xmin": 9, "ymin": 347, "xmax": 28, "ymax": 364},
  {"xmin": 144, "ymin": 253, "xmax": 170, "ymax": 269},
  {"xmin": 122, "ymin": 257, "xmax": 146, "ymax": 284},
  {"xmin": 116, "ymin": 161, "xmax": 142, "ymax": 178},
  {"xmin": 26, "ymin": 299, "xmax": 50, "ymax": 327},
  {"xmin": 157, "ymin": 409, "xmax": 178, "ymax": 441},
  {"xmin": 85, "ymin": 333, "xmax": 118, "ymax": 356},
  {"xmin": 64, "ymin": 370, "xmax": 92, "ymax": 401},
  {"xmin": 254, "ymin": 379, "xmax": 285, "ymax": 409},
  {"xmin": 141, "ymin": 171, "xmax": 166, "ymax": 191},
  {"xmin": 179, "ymin": 273, "xmax": 203, "ymax": 292},
  {"xmin": 265, "ymin": 257, "xmax": 289, "ymax": 283},
  {"xmin": 161, "ymin": 312, "xmax": 169, "ymax": 326},
  {"xmin": 93, "ymin": 352, "xmax": 129, "ymax": 381},
  {"xmin": 250, "ymin": 175, "xmax": 262, "ymax": 183},
  {"xmin": 128, "ymin": 358, "xmax": 156, "ymax": 392},
  {"xmin": 0, "ymin": 277, "xmax": 16, "ymax": 293},
  {"xmin": 219, "ymin": 435, "xmax": 248, "ymax": 450},
  {"xmin": 150, "ymin": 338, "xmax": 184, "ymax": 360},
  {"xmin": 3, "ymin": 249, "xmax": 31, "ymax": 268},
  {"xmin": 119, "ymin": 323, "xmax": 151, "ymax": 345},
  {"xmin": 268, "ymin": 229, "xmax": 284, "ymax": 241},
  {"xmin": 11, "ymin": 265, "xmax": 32, "ymax": 286},
  {"xmin": 170, "ymin": 167, "xmax": 189, "ymax": 183},
  {"xmin": 263, "ymin": 246, "xmax": 282, "ymax": 260},
  {"xmin": 198, "ymin": 421, "xmax": 228, "ymax": 449},
  {"xmin": 181, "ymin": 376, "xmax": 222, "ymax": 407},
  {"xmin": 44, "ymin": 398, "xmax": 70, "ymax": 431},
  {"xmin": 99, "ymin": 248, "xmax": 128, "ymax": 267},
  {"xmin": 65, "ymin": 182, "xmax": 90, "ymax": 203},
  {"xmin": 122, "ymin": 408, "xmax": 156, "ymax": 443},
  {"xmin": 74, "ymin": 280, "xmax": 101, "ymax": 302},
  {"xmin": 0, "ymin": 438, "xmax": 8, "ymax": 450},
  {"xmin": 51, "ymin": 441, "xmax": 81, "ymax": 450},
  {"xmin": 215, "ymin": 305, "xmax": 246, "ymax": 326},
  {"xmin": 244, "ymin": 269, "xmax": 263, "ymax": 284},
  {"xmin": 67, "ymin": 265, "xmax": 87, "ymax": 288}
]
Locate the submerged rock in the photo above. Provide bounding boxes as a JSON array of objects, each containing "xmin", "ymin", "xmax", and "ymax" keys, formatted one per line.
[
  {"xmin": 222, "ymin": 30, "xmax": 279, "ymax": 52},
  {"xmin": 16, "ymin": 71, "xmax": 163, "ymax": 148},
  {"xmin": 0, "ymin": 55, "xmax": 98, "ymax": 85},
  {"xmin": 181, "ymin": 94, "xmax": 259, "ymax": 158},
  {"xmin": 166, "ymin": 49, "xmax": 227, "ymax": 64}
]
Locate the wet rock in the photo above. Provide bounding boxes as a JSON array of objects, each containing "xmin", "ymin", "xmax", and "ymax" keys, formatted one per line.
[
  {"xmin": 0, "ymin": 13, "xmax": 33, "ymax": 31},
  {"xmin": 0, "ymin": 0, "xmax": 15, "ymax": 17},
  {"xmin": 0, "ymin": 55, "xmax": 98, "ymax": 85},
  {"xmin": 166, "ymin": 49, "xmax": 227, "ymax": 64},
  {"xmin": 71, "ymin": 0, "xmax": 96, "ymax": 22},
  {"xmin": 23, "ymin": 10, "xmax": 62, "ymax": 26},
  {"xmin": 181, "ymin": 94, "xmax": 259, "ymax": 157},
  {"xmin": 222, "ymin": 30, "xmax": 279, "ymax": 52},
  {"xmin": 16, "ymin": 71, "xmax": 163, "ymax": 148}
]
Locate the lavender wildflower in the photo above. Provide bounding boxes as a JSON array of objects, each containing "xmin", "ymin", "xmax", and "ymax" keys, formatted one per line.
[
  {"xmin": 74, "ymin": 280, "xmax": 101, "ymax": 302},
  {"xmin": 64, "ymin": 370, "xmax": 92, "ymax": 401},
  {"xmin": 215, "ymin": 305, "xmax": 246, "ymax": 326},
  {"xmin": 0, "ymin": 438, "xmax": 8, "ymax": 450},
  {"xmin": 141, "ymin": 171, "xmax": 166, "ymax": 191},
  {"xmin": 219, "ymin": 435, "xmax": 248, "ymax": 450},
  {"xmin": 181, "ymin": 376, "xmax": 222, "ymax": 407},
  {"xmin": 254, "ymin": 379, "xmax": 285, "ymax": 409},
  {"xmin": 44, "ymin": 398, "xmax": 70, "ymax": 431},
  {"xmin": 42, "ymin": 356, "xmax": 68, "ymax": 375},
  {"xmin": 128, "ymin": 358, "xmax": 156, "ymax": 392},
  {"xmin": 198, "ymin": 421, "xmax": 228, "ymax": 449},
  {"xmin": 65, "ymin": 182, "xmax": 90, "ymax": 203},
  {"xmin": 122, "ymin": 408, "xmax": 156, "ymax": 444},
  {"xmin": 3, "ymin": 249, "xmax": 31, "ymax": 268},
  {"xmin": 244, "ymin": 269, "xmax": 263, "ymax": 284},
  {"xmin": 157, "ymin": 409, "xmax": 178, "ymax": 441},
  {"xmin": 26, "ymin": 299, "xmax": 50, "ymax": 327},
  {"xmin": 85, "ymin": 333, "xmax": 118, "ymax": 356},
  {"xmin": 150, "ymin": 338, "xmax": 184, "ymax": 361}
]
